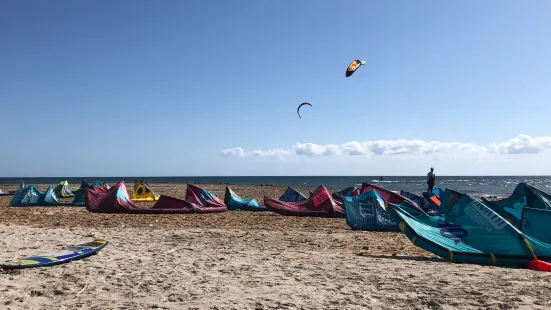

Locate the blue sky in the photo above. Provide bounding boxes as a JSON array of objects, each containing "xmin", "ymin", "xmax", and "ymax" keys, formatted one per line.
[{"xmin": 1, "ymin": 0, "xmax": 550, "ymax": 177}]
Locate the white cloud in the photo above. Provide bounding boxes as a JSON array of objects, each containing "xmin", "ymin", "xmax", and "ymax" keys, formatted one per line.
[
  {"xmin": 489, "ymin": 134, "xmax": 551, "ymax": 154},
  {"xmin": 221, "ymin": 135, "xmax": 551, "ymax": 157},
  {"xmin": 221, "ymin": 147, "xmax": 290, "ymax": 157},
  {"xmin": 221, "ymin": 147, "xmax": 246, "ymax": 157},
  {"xmin": 293, "ymin": 140, "xmax": 487, "ymax": 157},
  {"xmin": 294, "ymin": 143, "xmax": 344, "ymax": 156}
]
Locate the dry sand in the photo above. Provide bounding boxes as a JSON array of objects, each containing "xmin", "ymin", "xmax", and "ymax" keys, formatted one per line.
[{"xmin": 0, "ymin": 182, "xmax": 550, "ymax": 310}]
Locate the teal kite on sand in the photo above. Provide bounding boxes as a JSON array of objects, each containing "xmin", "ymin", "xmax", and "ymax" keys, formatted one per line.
[
  {"xmin": 224, "ymin": 186, "xmax": 266, "ymax": 211},
  {"xmin": 387, "ymin": 190, "xmax": 551, "ymax": 268},
  {"xmin": 344, "ymin": 189, "xmax": 427, "ymax": 232},
  {"xmin": 9, "ymin": 185, "xmax": 59, "ymax": 207},
  {"xmin": 480, "ymin": 182, "xmax": 551, "ymax": 223},
  {"xmin": 71, "ymin": 180, "xmax": 90, "ymax": 206}
]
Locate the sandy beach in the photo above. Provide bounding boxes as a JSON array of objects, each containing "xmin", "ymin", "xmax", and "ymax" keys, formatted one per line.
[{"xmin": 1, "ymin": 182, "xmax": 550, "ymax": 309}]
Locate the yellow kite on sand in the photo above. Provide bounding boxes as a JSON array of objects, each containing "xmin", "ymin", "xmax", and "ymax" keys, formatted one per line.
[{"xmin": 131, "ymin": 180, "xmax": 160, "ymax": 202}]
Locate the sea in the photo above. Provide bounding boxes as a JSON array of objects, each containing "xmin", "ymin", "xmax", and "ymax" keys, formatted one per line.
[{"xmin": 1, "ymin": 176, "xmax": 551, "ymax": 197}]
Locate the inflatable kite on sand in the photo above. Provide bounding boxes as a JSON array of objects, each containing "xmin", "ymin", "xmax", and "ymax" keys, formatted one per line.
[
  {"xmin": 131, "ymin": 180, "xmax": 160, "ymax": 202},
  {"xmin": 332, "ymin": 186, "xmax": 360, "ymax": 202},
  {"xmin": 86, "ymin": 181, "xmax": 227, "ymax": 214},
  {"xmin": 224, "ymin": 186, "xmax": 266, "ymax": 211},
  {"xmin": 279, "ymin": 186, "xmax": 308, "ymax": 203},
  {"xmin": 264, "ymin": 185, "xmax": 344, "ymax": 217}
]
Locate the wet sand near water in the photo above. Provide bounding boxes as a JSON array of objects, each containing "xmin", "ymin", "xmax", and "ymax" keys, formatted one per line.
[{"xmin": 0, "ymin": 183, "xmax": 550, "ymax": 309}]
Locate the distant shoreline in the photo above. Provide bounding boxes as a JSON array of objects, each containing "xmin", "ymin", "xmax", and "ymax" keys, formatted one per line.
[
  {"xmin": 1, "ymin": 176, "xmax": 549, "ymax": 196},
  {"xmin": 1, "ymin": 175, "xmax": 550, "ymax": 179}
]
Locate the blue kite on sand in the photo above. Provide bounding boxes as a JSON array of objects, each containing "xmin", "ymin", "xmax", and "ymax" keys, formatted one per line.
[
  {"xmin": 387, "ymin": 189, "xmax": 551, "ymax": 268},
  {"xmin": 9, "ymin": 185, "xmax": 59, "ymax": 207},
  {"xmin": 224, "ymin": 186, "xmax": 267, "ymax": 211},
  {"xmin": 344, "ymin": 189, "xmax": 427, "ymax": 231},
  {"xmin": 278, "ymin": 186, "xmax": 307, "ymax": 203}
]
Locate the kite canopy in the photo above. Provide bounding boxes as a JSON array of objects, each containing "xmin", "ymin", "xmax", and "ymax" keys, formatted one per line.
[
  {"xmin": 55, "ymin": 180, "xmax": 74, "ymax": 198},
  {"xmin": 481, "ymin": 182, "xmax": 551, "ymax": 221},
  {"xmin": 344, "ymin": 190, "xmax": 426, "ymax": 231},
  {"xmin": 10, "ymin": 185, "xmax": 59, "ymax": 207},
  {"xmin": 332, "ymin": 186, "xmax": 357, "ymax": 202},
  {"xmin": 185, "ymin": 184, "xmax": 227, "ymax": 211},
  {"xmin": 360, "ymin": 183, "xmax": 423, "ymax": 211},
  {"xmin": 264, "ymin": 185, "xmax": 344, "ymax": 217},
  {"xmin": 224, "ymin": 186, "xmax": 266, "ymax": 211},
  {"xmin": 131, "ymin": 180, "xmax": 159, "ymax": 202},
  {"xmin": 297, "ymin": 102, "xmax": 311, "ymax": 118},
  {"xmin": 86, "ymin": 181, "xmax": 227, "ymax": 214},
  {"xmin": 345, "ymin": 59, "xmax": 365, "ymax": 77},
  {"xmin": 387, "ymin": 192, "xmax": 551, "ymax": 267},
  {"xmin": 71, "ymin": 180, "xmax": 90, "ymax": 206},
  {"xmin": 400, "ymin": 190, "xmax": 431, "ymax": 211},
  {"xmin": 279, "ymin": 186, "xmax": 307, "ymax": 203}
]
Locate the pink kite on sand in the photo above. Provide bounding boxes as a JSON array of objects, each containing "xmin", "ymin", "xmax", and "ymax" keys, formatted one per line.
[{"xmin": 264, "ymin": 185, "xmax": 344, "ymax": 217}]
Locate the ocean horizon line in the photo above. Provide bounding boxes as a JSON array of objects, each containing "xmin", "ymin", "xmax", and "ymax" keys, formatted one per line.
[
  {"xmin": 1, "ymin": 175, "xmax": 550, "ymax": 179},
  {"xmin": 2, "ymin": 175, "xmax": 550, "ymax": 196}
]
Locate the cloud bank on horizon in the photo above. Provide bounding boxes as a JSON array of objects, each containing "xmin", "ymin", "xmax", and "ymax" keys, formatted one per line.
[{"xmin": 221, "ymin": 134, "xmax": 551, "ymax": 157}]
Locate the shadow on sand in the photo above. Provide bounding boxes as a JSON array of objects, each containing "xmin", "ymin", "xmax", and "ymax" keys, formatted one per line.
[{"xmin": 357, "ymin": 253, "xmax": 446, "ymax": 263}]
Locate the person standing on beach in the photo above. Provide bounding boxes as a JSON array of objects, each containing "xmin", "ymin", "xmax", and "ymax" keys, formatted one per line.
[{"xmin": 426, "ymin": 167, "xmax": 436, "ymax": 192}]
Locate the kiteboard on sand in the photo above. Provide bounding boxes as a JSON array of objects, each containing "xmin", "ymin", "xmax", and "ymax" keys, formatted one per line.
[{"xmin": 1, "ymin": 239, "xmax": 109, "ymax": 270}]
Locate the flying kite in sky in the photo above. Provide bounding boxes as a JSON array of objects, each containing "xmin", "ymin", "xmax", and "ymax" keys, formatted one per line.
[
  {"xmin": 297, "ymin": 102, "xmax": 312, "ymax": 119},
  {"xmin": 345, "ymin": 60, "xmax": 366, "ymax": 77}
]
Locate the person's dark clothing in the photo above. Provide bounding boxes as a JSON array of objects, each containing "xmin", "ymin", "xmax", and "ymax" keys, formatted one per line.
[{"xmin": 427, "ymin": 171, "xmax": 436, "ymax": 192}]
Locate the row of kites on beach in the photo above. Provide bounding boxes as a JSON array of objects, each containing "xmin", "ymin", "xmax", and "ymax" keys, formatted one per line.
[
  {"xmin": 4, "ymin": 179, "xmax": 551, "ymax": 271},
  {"xmin": 296, "ymin": 59, "xmax": 366, "ymax": 118}
]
